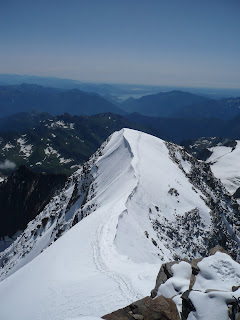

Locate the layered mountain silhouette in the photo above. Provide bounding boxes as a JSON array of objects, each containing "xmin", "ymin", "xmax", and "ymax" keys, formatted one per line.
[
  {"xmin": 120, "ymin": 90, "xmax": 208, "ymax": 117},
  {"xmin": 121, "ymin": 90, "xmax": 240, "ymax": 119},
  {"xmin": 0, "ymin": 84, "xmax": 125, "ymax": 117}
]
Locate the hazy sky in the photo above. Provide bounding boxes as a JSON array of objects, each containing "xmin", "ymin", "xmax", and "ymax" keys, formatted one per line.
[{"xmin": 1, "ymin": 0, "xmax": 240, "ymax": 88}]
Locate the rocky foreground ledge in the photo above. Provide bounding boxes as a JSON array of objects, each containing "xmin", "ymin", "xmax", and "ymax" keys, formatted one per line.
[{"xmin": 102, "ymin": 246, "xmax": 240, "ymax": 320}]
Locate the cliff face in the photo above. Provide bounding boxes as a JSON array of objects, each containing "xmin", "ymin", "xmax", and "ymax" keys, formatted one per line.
[{"xmin": 0, "ymin": 165, "xmax": 67, "ymax": 238}]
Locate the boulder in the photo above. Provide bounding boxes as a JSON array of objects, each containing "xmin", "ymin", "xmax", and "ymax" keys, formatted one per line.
[{"xmin": 102, "ymin": 295, "xmax": 180, "ymax": 320}]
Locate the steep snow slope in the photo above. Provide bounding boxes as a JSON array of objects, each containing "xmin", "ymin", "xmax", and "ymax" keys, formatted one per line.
[
  {"xmin": 206, "ymin": 140, "xmax": 240, "ymax": 194},
  {"xmin": 0, "ymin": 129, "xmax": 239, "ymax": 320}
]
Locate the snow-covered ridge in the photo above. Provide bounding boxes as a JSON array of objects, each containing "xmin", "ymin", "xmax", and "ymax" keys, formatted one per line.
[{"xmin": 0, "ymin": 129, "xmax": 239, "ymax": 320}]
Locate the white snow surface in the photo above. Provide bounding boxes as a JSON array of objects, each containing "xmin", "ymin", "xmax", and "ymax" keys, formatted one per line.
[
  {"xmin": 60, "ymin": 157, "xmax": 73, "ymax": 164},
  {"xmin": 207, "ymin": 141, "xmax": 240, "ymax": 194},
  {"xmin": 46, "ymin": 120, "xmax": 75, "ymax": 129},
  {"xmin": 0, "ymin": 129, "xmax": 224, "ymax": 320},
  {"xmin": 1, "ymin": 142, "xmax": 14, "ymax": 152},
  {"xmin": 157, "ymin": 261, "xmax": 192, "ymax": 299},
  {"xmin": 189, "ymin": 252, "xmax": 240, "ymax": 320},
  {"xmin": 156, "ymin": 252, "xmax": 240, "ymax": 320},
  {"xmin": 44, "ymin": 145, "xmax": 61, "ymax": 157}
]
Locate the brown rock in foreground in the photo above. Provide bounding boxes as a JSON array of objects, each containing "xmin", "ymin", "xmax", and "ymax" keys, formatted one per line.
[
  {"xmin": 151, "ymin": 261, "xmax": 178, "ymax": 298},
  {"xmin": 102, "ymin": 295, "xmax": 180, "ymax": 320}
]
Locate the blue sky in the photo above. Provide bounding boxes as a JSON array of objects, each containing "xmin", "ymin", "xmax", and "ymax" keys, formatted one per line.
[{"xmin": 1, "ymin": 0, "xmax": 240, "ymax": 88}]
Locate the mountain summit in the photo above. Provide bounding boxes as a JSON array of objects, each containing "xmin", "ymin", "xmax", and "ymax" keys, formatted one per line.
[{"xmin": 0, "ymin": 129, "xmax": 239, "ymax": 320}]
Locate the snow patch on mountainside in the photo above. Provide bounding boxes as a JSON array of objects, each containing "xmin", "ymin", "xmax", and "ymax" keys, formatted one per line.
[
  {"xmin": 17, "ymin": 136, "xmax": 33, "ymax": 158},
  {"xmin": 44, "ymin": 145, "xmax": 61, "ymax": 157},
  {"xmin": 207, "ymin": 141, "xmax": 240, "ymax": 194},
  {"xmin": 1, "ymin": 142, "xmax": 14, "ymax": 152},
  {"xmin": 46, "ymin": 120, "xmax": 75, "ymax": 129}
]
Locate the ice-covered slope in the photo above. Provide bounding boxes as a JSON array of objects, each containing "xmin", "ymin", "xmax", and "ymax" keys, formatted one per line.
[
  {"xmin": 206, "ymin": 140, "xmax": 240, "ymax": 194},
  {"xmin": 0, "ymin": 129, "xmax": 239, "ymax": 320}
]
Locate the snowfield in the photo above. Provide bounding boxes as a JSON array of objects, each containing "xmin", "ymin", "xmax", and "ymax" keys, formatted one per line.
[
  {"xmin": 0, "ymin": 129, "xmax": 239, "ymax": 320},
  {"xmin": 207, "ymin": 140, "xmax": 240, "ymax": 194}
]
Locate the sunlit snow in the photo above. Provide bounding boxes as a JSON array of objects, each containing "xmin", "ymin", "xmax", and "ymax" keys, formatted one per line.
[{"xmin": 207, "ymin": 141, "xmax": 240, "ymax": 194}]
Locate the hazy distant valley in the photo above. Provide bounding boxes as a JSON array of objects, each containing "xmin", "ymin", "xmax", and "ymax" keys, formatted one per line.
[{"xmin": 0, "ymin": 82, "xmax": 240, "ymax": 178}]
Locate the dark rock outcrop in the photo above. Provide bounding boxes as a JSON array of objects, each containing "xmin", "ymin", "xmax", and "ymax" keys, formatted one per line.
[
  {"xmin": 181, "ymin": 290, "xmax": 196, "ymax": 320},
  {"xmin": 233, "ymin": 187, "xmax": 240, "ymax": 199}
]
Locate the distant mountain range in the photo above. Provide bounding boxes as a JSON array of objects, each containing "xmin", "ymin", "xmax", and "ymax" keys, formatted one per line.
[
  {"xmin": 125, "ymin": 113, "xmax": 223, "ymax": 143},
  {"xmin": 0, "ymin": 112, "xmax": 154, "ymax": 175},
  {"xmin": 1, "ymin": 83, "xmax": 240, "ymax": 177},
  {"xmin": 1, "ymin": 83, "xmax": 240, "ymax": 121},
  {"xmin": 125, "ymin": 112, "xmax": 240, "ymax": 143},
  {"xmin": 121, "ymin": 90, "xmax": 240, "ymax": 119},
  {"xmin": 1, "ymin": 73, "xmax": 240, "ymax": 98},
  {"xmin": 173, "ymin": 97, "xmax": 240, "ymax": 120},
  {"xmin": 0, "ymin": 83, "xmax": 125, "ymax": 117},
  {"xmin": 120, "ymin": 90, "xmax": 209, "ymax": 117},
  {"xmin": 2, "ymin": 109, "xmax": 240, "ymax": 176}
]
